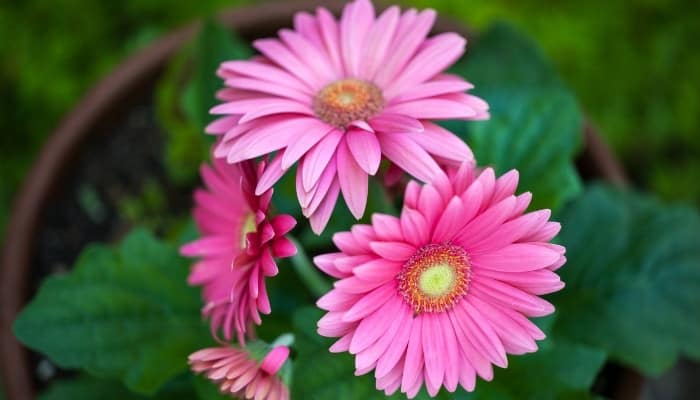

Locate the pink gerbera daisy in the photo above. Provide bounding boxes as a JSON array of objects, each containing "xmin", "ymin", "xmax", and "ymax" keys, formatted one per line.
[
  {"xmin": 190, "ymin": 345, "xmax": 291, "ymax": 400},
  {"xmin": 315, "ymin": 162, "xmax": 566, "ymax": 398},
  {"xmin": 181, "ymin": 158, "xmax": 297, "ymax": 344},
  {"xmin": 207, "ymin": 0, "xmax": 489, "ymax": 233}
]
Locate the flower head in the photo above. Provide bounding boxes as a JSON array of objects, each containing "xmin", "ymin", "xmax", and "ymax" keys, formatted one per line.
[
  {"xmin": 208, "ymin": 0, "xmax": 488, "ymax": 233},
  {"xmin": 315, "ymin": 162, "xmax": 565, "ymax": 398},
  {"xmin": 189, "ymin": 345, "xmax": 291, "ymax": 400},
  {"xmin": 181, "ymin": 158, "xmax": 297, "ymax": 344}
]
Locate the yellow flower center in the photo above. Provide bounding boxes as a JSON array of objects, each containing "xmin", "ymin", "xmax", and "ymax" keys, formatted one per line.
[
  {"xmin": 313, "ymin": 79, "xmax": 384, "ymax": 128},
  {"xmin": 418, "ymin": 263, "xmax": 456, "ymax": 297},
  {"xmin": 398, "ymin": 243, "xmax": 471, "ymax": 314},
  {"xmin": 240, "ymin": 213, "xmax": 257, "ymax": 249}
]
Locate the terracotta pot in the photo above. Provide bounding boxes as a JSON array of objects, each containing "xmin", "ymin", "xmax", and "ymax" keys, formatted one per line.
[{"xmin": 0, "ymin": 1, "xmax": 629, "ymax": 399}]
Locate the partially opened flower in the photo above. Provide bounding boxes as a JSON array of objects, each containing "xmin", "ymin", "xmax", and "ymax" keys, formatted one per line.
[
  {"xmin": 181, "ymin": 158, "xmax": 297, "ymax": 344},
  {"xmin": 315, "ymin": 162, "xmax": 565, "ymax": 398},
  {"xmin": 190, "ymin": 345, "xmax": 291, "ymax": 400},
  {"xmin": 207, "ymin": 0, "xmax": 488, "ymax": 233}
]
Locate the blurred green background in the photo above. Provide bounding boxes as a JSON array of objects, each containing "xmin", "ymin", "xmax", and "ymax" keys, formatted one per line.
[{"xmin": 1, "ymin": 0, "xmax": 699, "ymax": 236}]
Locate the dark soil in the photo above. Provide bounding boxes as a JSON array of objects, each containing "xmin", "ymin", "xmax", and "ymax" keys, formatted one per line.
[{"xmin": 27, "ymin": 87, "xmax": 193, "ymax": 389}]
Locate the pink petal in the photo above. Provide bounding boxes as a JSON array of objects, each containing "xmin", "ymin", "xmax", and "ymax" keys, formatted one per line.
[
  {"xmin": 239, "ymin": 100, "xmax": 314, "ymax": 124},
  {"xmin": 401, "ymin": 315, "xmax": 425, "ymax": 392},
  {"xmin": 309, "ymin": 180, "xmax": 341, "ymax": 234},
  {"xmin": 400, "ymin": 207, "xmax": 430, "ymax": 246},
  {"xmin": 337, "ymin": 139, "xmax": 369, "ymax": 219},
  {"xmin": 470, "ymin": 243, "xmax": 562, "ymax": 272},
  {"xmin": 375, "ymin": 9, "xmax": 436, "ymax": 86},
  {"xmin": 349, "ymin": 297, "xmax": 400, "ymax": 354},
  {"xmin": 454, "ymin": 196, "xmax": 516, "ymax": 248},
  {"xmin": 302, "ymin": 130, "xmax": 343, "ymax": 191},
  {"xmin": 422, "ymin": 314, "xmax": 446, "ymax": 396},
  {"xmin": 279, "ymin": 29, "xmax": 336, "ymax": 82},
  {"xmin": 314, "ymin": 253, "xmax": 349, "ymax": 279},
  {"xmin": 225, "ymin": 117, "xmax": 319, "ymax": 163},
  {"xmin": 294, "ymin": 11, "xmax": 324, "ymax": 49},
  {"xmin": 408, "ymin": 122, "xmax": 474, "ymax": 163},
  {"xmin": 431, "ymin": 196, "xmax": 466, "ymax": 242},
  {"xmin": 220, "ymin": 60, "xmax": 312, "ymax": 94},
  {"xmin": 255, "ymin": 151, "xmax": 286, "ymax": 196},
  {"xmin": 375, "ymin": 304, "xmax": 413, "ymax": 378},
  {"xmin": 371, "ymin": 214, "xmax": 404, "ymax": 241},
  {"xmin": 383, "ymin": 97, "xmax": 477, "ymax": 120},
  {"xmin": 316, "ymin": 7, "xmax": 344, "ymax": 74},
  {"xmin": 224, "ymin": 77, "xmax": 311, "ymax": 103},
  {"xmin": 340, "ymin": 0, "xmax": 374, "ymax": 77},
  {"xmin": 383, "ymin": 33, "xmax": 466, "ymax": 99},
  {"xmin": 369, "ymin": 241, "xmax": 416, "ymax": 262},
  {"xmin": 352, "ymin": 259, "xmax": 401, "ymax": 283},
  {"xmin": 342, "ymin": 283, "xmax": 396, "ymax": 322},
  {"xmin": 369, "ymin": 113, "xmax": 424, "ymax": 133},
  {"xmin": 378, "ymin": 132, "xmax": 442, "ymax": 183},
  {"xmin": 345, "ymin": 128, "xmax": 381, "ymax": 175},
  {"xmin": 389, "ymin": 79, "xmax": 473, "ymax": 104},
  {"xmin": 360, "ymin": 5, "xmax": 400, "ymax": 80},
  {"xmin": 253, "ymin": 38, "xmax": 321, "ymax": 90},
  {"xmin": 281, "ymin": 123, "xmax": 334, "ymax": 169},
  {"xmin": 470, "ymin": 278, "xmax": 555, "ymax": 317}
]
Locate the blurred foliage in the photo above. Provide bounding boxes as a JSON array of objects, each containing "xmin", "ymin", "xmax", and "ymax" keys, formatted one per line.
[
  {"xmin": 408, "ymin": 0, "xmax": 700, "ymax": 205},
  {"xmin": 553, "ymin": 183, "xmax": 700, "ymax": 375},
  {"xmin": 446, "ymin": 24, "xmax": 583, "ymax": 212}
]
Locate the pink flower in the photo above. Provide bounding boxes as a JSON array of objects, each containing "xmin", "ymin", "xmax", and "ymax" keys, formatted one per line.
[
  {"xmin": 315, "ymin": 162, "xmax": 565, "ymax": 398},
  {"xmin": 207, "ymin": 0, "xmax": 488, "ymax": 233},
  {"xmin": 189, "ymin": 345, "xmax": 291, "ymax": 400},
  {"xmin": 181, "ymin": 159, "xmax": 297, "ymax": 344}
]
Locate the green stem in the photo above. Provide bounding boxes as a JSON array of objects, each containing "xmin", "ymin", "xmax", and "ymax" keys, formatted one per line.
[{"xmin": 288, "ymin": 236, "xmax": 332, "ymax": 298}]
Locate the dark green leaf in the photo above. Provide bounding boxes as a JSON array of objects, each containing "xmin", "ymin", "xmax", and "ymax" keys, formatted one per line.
[
  {"xmin": 14, "ymin": 228, "xmax": 210, "ymax": 394},
  {"xmin": 446, "ymin": 23, "xmax": 583, "ymax": 211},
  {"xmin": 292, "ymin": 307, "xmax": 406, "ymax": 399},
  {"xmin": 553, "ymin": 184, "xmax": 700, "ymax": 374},
  {"xmin": 464, "ymin": 338, "xmax": 605, "ymax": 400},
  {"xmin": 188, "ymin": 19, "xmax": 252, "ymax": 129},
  {"xmin": 38, "ymin": 375, "xmax": 198, "ymax": 400}
]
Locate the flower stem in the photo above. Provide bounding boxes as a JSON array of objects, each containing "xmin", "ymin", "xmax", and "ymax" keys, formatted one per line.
[{"xmin": 288, "ymin": 236, "xmax": 331, "ymax": 298}]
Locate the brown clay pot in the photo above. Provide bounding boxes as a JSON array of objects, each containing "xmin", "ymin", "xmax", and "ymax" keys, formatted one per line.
[{"xmin": 0, "ymin": 1, "xmax": 630, "ymax": 399}]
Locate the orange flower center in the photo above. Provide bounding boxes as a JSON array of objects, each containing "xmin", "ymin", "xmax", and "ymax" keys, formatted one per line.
[
  {"xmin": 397, "ymin": 243, "xmax": 471, "ymax": 314},
  {"xmin": 313, "ymin": 79, "xmax": 384, "ymax": 128}
]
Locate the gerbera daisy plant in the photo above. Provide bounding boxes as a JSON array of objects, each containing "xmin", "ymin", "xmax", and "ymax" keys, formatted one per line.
[
  {"xmin": 208, "ymin": 0, "xmax": 488, "ymax": 233},
  {"xmin": 14, "ymin": 1, "xmax": 700, "ymax": 400}
]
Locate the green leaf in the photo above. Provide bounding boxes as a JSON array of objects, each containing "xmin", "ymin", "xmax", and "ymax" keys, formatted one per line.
[
  {"xmin": 188, "ymin": 19, "xmax": 252, "ymax": 129},
  {"xmin": 292, "ymin": 307, "xmax": 401, "ymax": 399},
  {"xmin": 38, "ymin": 376, "xmax": 198, "ymax": 400},
  {"xmin": 14, "ymin": 228, "xmax": 210, "ymax": 394},
  {"xmin": 552, "ymin": 184, "xmax": 700, "ymax": 374},
  {"xmin": 445, "ymin": 23, "xmax": 583, "ymax": 211},
  {"xmin": 464, "ymin": 338, "xmax": 605, "ymax": 400}
]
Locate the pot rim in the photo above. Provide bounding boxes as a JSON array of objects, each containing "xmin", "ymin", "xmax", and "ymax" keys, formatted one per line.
[{"xmin": 0, "ymin": 1, "xmax": 627, "ymax": 399}]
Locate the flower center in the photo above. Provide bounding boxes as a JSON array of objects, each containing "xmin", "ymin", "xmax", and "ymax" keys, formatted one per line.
[
  {"xmin": 240, "ymin": 213, "xmax": 257, "ymax": 249},
  {"xmin": 398, "ymin": 243, "xmax": 471, "ymax": 314},
  {"xmin": 313, "ymin": 79, "xmax": 384, "ymax": 128}
]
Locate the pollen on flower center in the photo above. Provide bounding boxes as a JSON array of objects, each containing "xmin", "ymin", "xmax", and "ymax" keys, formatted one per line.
[
  {"xmin": 313, "ymin": 79, "xmax": 384, "ymax": 128},
  {"xmin": 240, "ymin": 213, "xmax": 257, "ymax": 249},
  {"xmin": 398, "ymin": 243, "xmax": 471, "ymax": 314}
]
